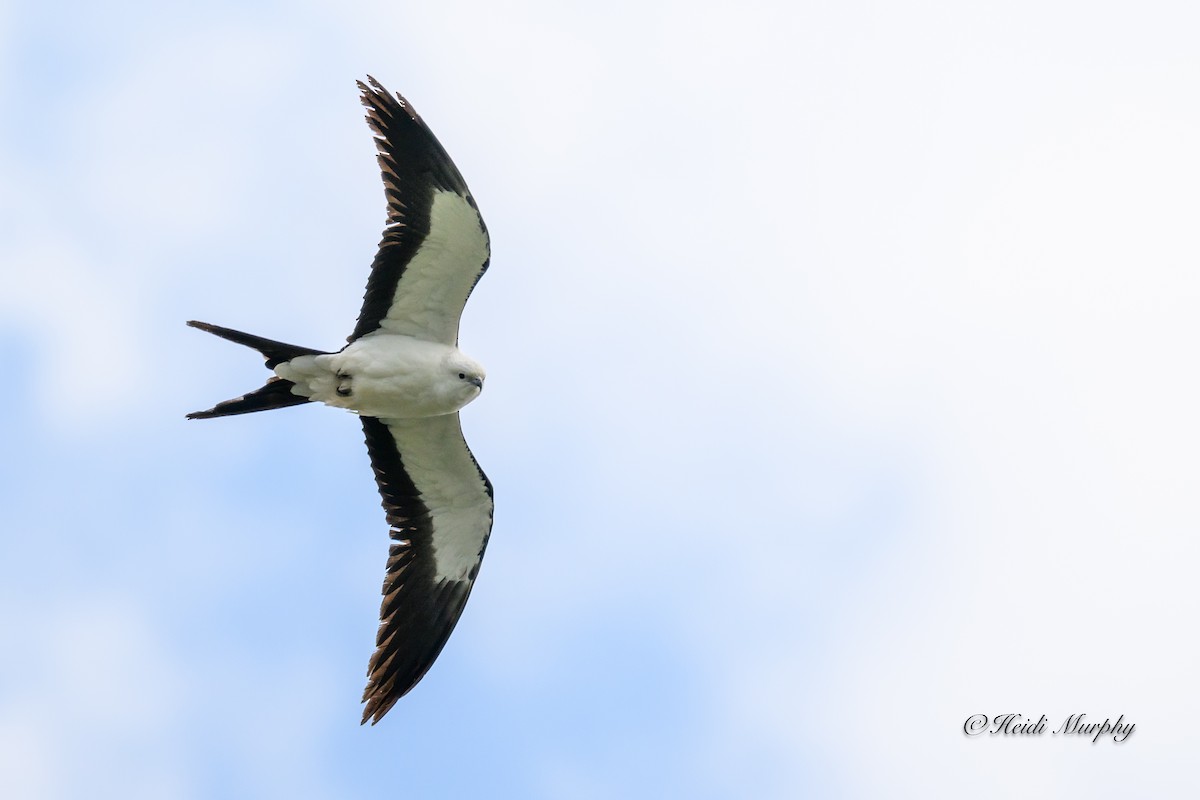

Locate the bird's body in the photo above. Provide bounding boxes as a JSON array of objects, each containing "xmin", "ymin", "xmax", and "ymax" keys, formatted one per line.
[
  {"xmin": 276, "ymin": 334, "xmax": 484, "ymax": 419},
  {"xmin": 188, "ymin": 77, "xmax": 495, "ymax": 724}
]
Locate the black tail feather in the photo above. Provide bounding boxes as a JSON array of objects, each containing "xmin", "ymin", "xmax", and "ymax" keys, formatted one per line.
[
  {"xmin": 188, "ymin": 377, "xmax": 312, "ymax": 419},
  {"xmin": 187, "ymin": 320, "xmax": 327, "ymax": 368},
  {"xmin": 188, "ymin": 320, "xmax": 328, "ymax": 420}
]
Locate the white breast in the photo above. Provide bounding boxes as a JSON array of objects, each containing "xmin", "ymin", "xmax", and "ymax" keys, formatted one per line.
[{"xmin": 275, "ymin": 334, "xmax": 478, "ymax": 418}]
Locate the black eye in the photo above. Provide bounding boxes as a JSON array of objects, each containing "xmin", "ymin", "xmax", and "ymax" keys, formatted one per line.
[{"xmin": 458, "ymin": 372, "xmax": 466, "ymax": 379}]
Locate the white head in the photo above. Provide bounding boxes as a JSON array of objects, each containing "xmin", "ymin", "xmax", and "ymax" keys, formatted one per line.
[{"xmin": 442, "ymin": 352, "xmax": 486, "ymax": 409}]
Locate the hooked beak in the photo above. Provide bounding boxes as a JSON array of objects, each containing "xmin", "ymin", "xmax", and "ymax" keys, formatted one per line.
[{"xmin": 470, "ymin": 377, "xmax": 483, "ymax": 389}]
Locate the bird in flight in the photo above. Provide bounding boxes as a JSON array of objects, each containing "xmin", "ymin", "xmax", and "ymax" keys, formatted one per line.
[{"xmin": 188, "ymin": 76, "xmax": 493, "ymax": 725}]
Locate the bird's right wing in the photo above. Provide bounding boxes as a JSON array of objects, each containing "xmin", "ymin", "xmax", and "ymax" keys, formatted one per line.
[
  {"xmin": 349, "ymin": 77, "xmax": 490, "ymax": 346},
  {"xmin": 358, "ymin": 413, "xmax": 494, "ymax": 724}
]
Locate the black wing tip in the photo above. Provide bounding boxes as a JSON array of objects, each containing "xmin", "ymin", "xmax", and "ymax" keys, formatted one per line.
[
  {"xmin": 359, "ymin": 74, "xmax": 386, "ymax": 96},
  {"xmin": 360, "ymin": 663, "xmax": 422, "ymax": 725},
  {"xmin": 360, "ymin": 694, "xmax": 401, "ymax": 726},
  {"xmin": 358, "ymin": 75, "xmax": 412, "ymax": 116}
]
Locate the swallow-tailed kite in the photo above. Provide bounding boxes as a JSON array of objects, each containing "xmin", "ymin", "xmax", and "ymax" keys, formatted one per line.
[{"xmin": 188, "ymin": 77, "xmax": 493, "ymax": 725}]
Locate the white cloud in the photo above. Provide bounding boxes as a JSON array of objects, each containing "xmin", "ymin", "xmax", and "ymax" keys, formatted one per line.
[
  {"xmin": 0, "ymin": 234, "xmax": 144, "ymax": 423},
  {"xmin": 0, "ymin": 596, "xmax": 191, "ymax": 800}
]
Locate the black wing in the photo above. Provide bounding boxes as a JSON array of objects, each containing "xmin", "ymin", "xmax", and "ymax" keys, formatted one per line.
[
  {"xmin": 359, "ymin": 414, "xmax": 494, "ymax": 724},
  {"xmin": 350, "ymin": 77, "xmax": 490, "ymax": 345}
]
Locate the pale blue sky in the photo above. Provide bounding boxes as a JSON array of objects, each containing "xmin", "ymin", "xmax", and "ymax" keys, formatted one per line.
[{"xmin": 2, "ymin": 1, "xmax": 1199, "ymax": 797}]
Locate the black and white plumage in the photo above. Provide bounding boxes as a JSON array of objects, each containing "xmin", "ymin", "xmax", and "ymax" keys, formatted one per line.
[{"xmin": 188, "ymin": 77, "xmax": 493, "ymax": 725}]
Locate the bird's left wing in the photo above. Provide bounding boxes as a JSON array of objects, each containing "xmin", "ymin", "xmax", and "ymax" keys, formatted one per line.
[
  {"xmin": 359, "ymin": 413, "xmax": 494, "ymax": 724},
  {"xmin": 349, "ymin": 77, "xmax": 490, "ymax": 346}
]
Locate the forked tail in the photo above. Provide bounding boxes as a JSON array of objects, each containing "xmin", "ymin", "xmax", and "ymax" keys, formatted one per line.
[{"xmin": 187, "ymin": 320, "xmax": 330, "ymax": 420}]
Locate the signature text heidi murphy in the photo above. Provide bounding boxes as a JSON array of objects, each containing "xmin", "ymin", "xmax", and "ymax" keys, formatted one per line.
[{"xmin": 963, "ymin": 713, "xmax": 1134, "ymax": 743}]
